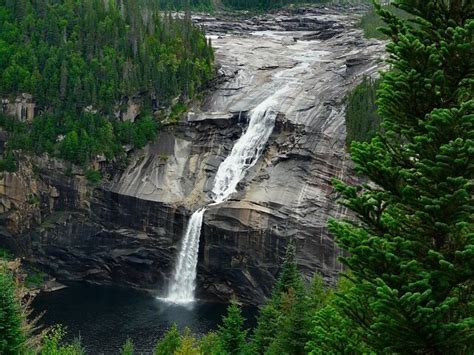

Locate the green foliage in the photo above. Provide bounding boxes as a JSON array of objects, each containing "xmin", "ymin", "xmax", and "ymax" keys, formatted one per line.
[
  {"xmin": 251, "ymin": 240, "xmax": 312, "ymax": 355},
  {"xmin": 154, "ymin": 323, "xmax": 182, "ymax": 355},
  {"xmin": 199, "ymin": 332, "xmax": 224, "ymax": 355},
  {"xmin": 0, "ymin": 0, "xmax": 214, "ymax": 110},
  {"xmin": 331, "ymin": 0, "xmax": 474, "ymax": 353},
  {"xmin": 0, "ymin": 0, "xmax": 214, "ymax": 167},
  {"xmin": 345, "ymin": 77, "xmax": 381, "ymax": 145},
  {"xmin": 0, "ymin": 151, "xmax": 17, "ymax": 172},
  {"xmin": 250, "ymin": 303, "xmax": 280, "ymax": 354},
  {"xmin": 271, "ymin": 288, "xmax": 311, "ymax": 355},
  {"xmin": 154, "ymin": 325, "xmax": 226, "ymax": 355},
  {"xmin": 273, "ymin": 239, "xmax": 305, "ymax": 297},
  {"xmin": 0, "ymin": 248, "xmax": 13, "ymax": 260},
  {"xmin": 85, "ymin": 169, "xmax": 102, "ymax": 184},
  {"xmin": 307, "ymin": 303, "xmax": 368, "ymax": 354},
  {"xmin": 174, "ymin": 328, "xmax": 199, "ymax": 355},
  {"xmin": 154, "ymin": 0, "xmax": 215, "ymax": 11},
  {"xmin": 359, "ymin": 3, "xmax": 410, "ymax": 40},
  {"xmin": 69, "ymin": 337, "xmax": 86, "ymax": 355},
  {"xmin": 0, "ymin": 267, "xmax": 26, "ymax": 354},
  {"xmin": 359, "ymin": 4, "xmax": 387, "ymax": 40},
  {"xmin": 306, "ymin": 277, "xmax": 372, "ymax": 354},
  {"xmin": 40, "ymin": 326, "xmax": 85, "ymax": 355},
  {"xmin": 153, "ymin": 0, "xmax": 335, "ymax": 11},
  {"xmin": 0, "ymin": 111, "xmax": 161, "ymax": 167},
  {"xmin": 307, "ymin": 273, "xmax": 331, "ymax": 312},
  {"xmin": 169, "ymin": 102, "xmax": 188, "ymax": 124},
  {"xmin": 25, "ymin": 268, "xmax": 46, "ymax": 288},
  {"xmin": 120, "ymin": 337, "xmax": 135, "ymax": 355},
  {"xmin": 218, "ymin": 301, "xmax": 248, "ymax": 355}
]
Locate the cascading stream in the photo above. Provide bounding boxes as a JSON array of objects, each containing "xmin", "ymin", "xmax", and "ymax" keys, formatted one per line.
[{"xmin": 165, "ymin": 86, "xmax": 290, "ymax": 304}]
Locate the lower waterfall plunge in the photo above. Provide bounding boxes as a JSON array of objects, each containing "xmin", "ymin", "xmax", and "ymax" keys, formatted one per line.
[
  {"xmin": 166, "ymin": 208, "xmax": 206, "ymax": 303},
  {"xmin": 165, "ymin": 88, "xmax": 288, "ymax": 304}
]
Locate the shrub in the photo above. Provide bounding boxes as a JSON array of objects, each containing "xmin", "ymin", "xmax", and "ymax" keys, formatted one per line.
[{"xmin": 85, "ymin": 169, "xmax": 102, "ymax": 184}]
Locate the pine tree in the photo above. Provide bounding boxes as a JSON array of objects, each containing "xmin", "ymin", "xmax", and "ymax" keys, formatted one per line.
[
  {"xmin": 251, "ymin": 240, "xmax": 310, "ymax": 355},
  {"xmin": 174, "ymin": 328, "xmax": 198, "ymax": 355},
  {"xmin": 120, "ymin": 338, "xmax": 135, "ymax": 355},
  {"xmin": 306, "ymin": 303, "xmax": 369, "ymax": 355},
  {"xmin": 218, "ymin": 301, "xmax": 248, "ymax": 355},
  {"xmin": 199, "ymin": 332, "xmax": 224, "ymax": 355},
  {"xmin": 330, "ymin": 1, "xmax": 474, "ymax": 353},
  {"xmin": 306, "ymin": 276, "xmax": 371, "ymax": 354},
  {"xmin": 307, "ymin": 273, "xmax": 331, "ymax": 312},
  {"xmin": 250, "ymin": 303, "xmax": 280, "ymax": 354},
  {"xmin": 274, "ymin": 287, "xmax": 311, "ymax": 355},
  {"xmin": 0, "ymin": 268, "xmax": 26, "ymax": 354},
  {"xmin": 273, "ymin": 239, "xmax": 305, "ymax": 297},
  {"xmin": 154, "ymin": 323, "xmax": 181, "ymax": 355}
]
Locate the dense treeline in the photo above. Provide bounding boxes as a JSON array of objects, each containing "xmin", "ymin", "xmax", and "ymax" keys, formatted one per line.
[
  {"xmin": 0, "ymin": 0, "xmax": 213, "ymax": 171},
  {"xmin": 221, "ymin": 0, "xmax": 331, "ymax": 11},
  {"xmin": 0, "ymin": 112, "xmax": 158, "ymax": 168},
  {"xmin": 152, "ymin": 0, "xmax": 214, "ymax": 11},
  {"xmin": 0, "ymin": 0, "xmax": 213, "ymax": 110},
  {"xmin": 345, "ymin": 77, "xmax": 381, "ymax": 145},
  {"xmin": 153, "ymin": 0, "xmax": 335, "ymax": 11}
]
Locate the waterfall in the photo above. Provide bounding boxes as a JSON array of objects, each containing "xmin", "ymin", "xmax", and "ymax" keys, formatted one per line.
[
  {"xmin": 211, "ymin": 95, "xmax": 279, "ymax": 204},
  {"xmin": 166, "ymin": 208, "xmax": 206, "ymax": 303},
  {"xmin": 165, "ymin": 87, "xmax": 287, "ymax": 304}
]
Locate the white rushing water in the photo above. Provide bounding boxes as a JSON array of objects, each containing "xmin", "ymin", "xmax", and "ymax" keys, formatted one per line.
[
  {"xmin": 166, "ymin": 208, "xmax": 206, "ymax": 303},
  {"xmin": 164, "ymin": 89, "xmax": 286, "ymax": 304},
  {"xmin": 211, "ymin": 94, "xmax": 281, "ymax": 204}
]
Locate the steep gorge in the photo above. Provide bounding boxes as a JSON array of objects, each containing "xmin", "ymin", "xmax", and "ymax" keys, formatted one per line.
[{"xmin": 0, "ymin": 5, "xmax": 385, "ymax": 304}]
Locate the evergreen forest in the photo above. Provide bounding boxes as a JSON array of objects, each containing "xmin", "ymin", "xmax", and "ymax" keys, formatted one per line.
[{"xmin": 0, "ymin": 0, "xmax": 214, "ymax": 170}]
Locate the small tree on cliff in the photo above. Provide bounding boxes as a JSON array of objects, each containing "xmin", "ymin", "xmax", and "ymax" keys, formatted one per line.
[
  {"xmin": 330, "ymin": 0, "xmax": 474, "ymax": 353},
  {"xmin": 273, "ymin": 239, "xmax": 305, "ymax": 297}
]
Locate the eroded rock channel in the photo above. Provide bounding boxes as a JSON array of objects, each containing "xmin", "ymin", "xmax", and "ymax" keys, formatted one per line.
[{"xmin": 0, "ymin": 6, "xmax": 385, "ymax": 304}]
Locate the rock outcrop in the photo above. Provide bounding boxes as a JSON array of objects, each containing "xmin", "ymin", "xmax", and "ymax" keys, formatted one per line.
[
  {"xmin": 1, "ymin": 93, "xmax": 36, "ymax": 122},
  {"xmin": 0, "ymin": 5, "xmax": 385, "ymax": 304}
]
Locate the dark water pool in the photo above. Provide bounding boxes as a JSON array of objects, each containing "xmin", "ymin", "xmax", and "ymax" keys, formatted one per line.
[{"xmin": 32, "ymin": 284, "xmax": 257, "ymax": 354}]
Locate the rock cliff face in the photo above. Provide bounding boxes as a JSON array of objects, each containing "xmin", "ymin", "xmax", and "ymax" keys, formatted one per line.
[{"xmin": 0, "ymin": 5, "xmax": 385, "ymax": 304}]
